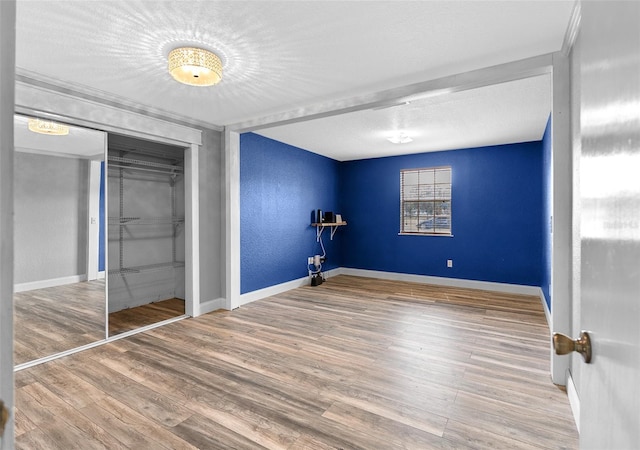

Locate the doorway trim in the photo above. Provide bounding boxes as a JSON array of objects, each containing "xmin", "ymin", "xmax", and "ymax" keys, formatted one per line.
[{"xmin": 0, "ymin": 1, "xmax": 16, "ymax": 445}]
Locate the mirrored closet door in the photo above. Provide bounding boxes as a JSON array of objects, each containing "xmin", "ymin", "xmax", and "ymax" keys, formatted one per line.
[{"xmin": 13, "ymin": 114, "xmax": 107, "ymax": 366}]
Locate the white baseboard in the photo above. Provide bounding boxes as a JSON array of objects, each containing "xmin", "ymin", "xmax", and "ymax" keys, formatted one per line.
[
  {"xmin": 339, "ymin": 267, "xmax": 543, "ymax": 297},
  {"xmin": 198, "ymin": 297, "xmax": 226, "ymax": 316},
  {"xmin": 540, "ymin": 291, "xmax": 551, "ymax": 328},
  {"xmin": 238, "ymin": 268, "xmax": 341, "ymax": 307},
  {"xmin": 236, "ymin": 267, "xmax": 544, "ymax": 310},
  {"xmin": 14, "ymin": 274, "xmax": 87, "ymax": 292},
  {"xmin": 567, "ymin": 370, "xmax": 580, "ymax": 433},
  {"xmin": 87, "ymin": 271, "xmax": 106, "ymax": 282}
]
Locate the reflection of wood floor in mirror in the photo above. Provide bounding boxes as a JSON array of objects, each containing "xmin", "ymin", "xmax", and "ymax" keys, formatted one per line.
[
  {"xmin": 108, "ymin": 298, "xmax": 185, "ymax": 336},
  {"xmin": 14, "ymin": 280, "xmax": 106, "ymax": 366}
]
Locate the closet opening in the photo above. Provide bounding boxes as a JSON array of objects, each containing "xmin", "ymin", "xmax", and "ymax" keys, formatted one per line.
[{"xmin": 107, "ymin": 134, "xmax": 186, "ymax": 336}]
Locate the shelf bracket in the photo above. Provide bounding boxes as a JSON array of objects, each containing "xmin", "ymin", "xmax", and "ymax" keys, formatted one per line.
[
  {"xmin": 314, "ymin": 222, "xmax": 346, "ymax": 241},
  {"xmin": 316, "ymin": 225, "xmax": 324, "ymax": 242}
]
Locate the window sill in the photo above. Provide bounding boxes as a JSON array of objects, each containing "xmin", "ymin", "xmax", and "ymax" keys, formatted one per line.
[{"xmin": 398, "ymin": 232, "xmax": 453, "ymax": 237}]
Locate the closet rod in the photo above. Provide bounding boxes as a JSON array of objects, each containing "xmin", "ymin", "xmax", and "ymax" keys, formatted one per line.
[
  {"xmin": 108, "ymin": 163, "xmax": 182, "ymax": 176},
  {"xmin": 108, "ymin": 156, "xmax": 183, "ymax": 171}
]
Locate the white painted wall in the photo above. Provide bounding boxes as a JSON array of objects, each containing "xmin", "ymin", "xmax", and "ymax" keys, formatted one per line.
[
  {"xmin": 13, "ymin": 152, "xmax": 89, "ymax": 285},
  {"xmin": 198, "ymin": 129, "xmax": 224, "ymax": 309}
]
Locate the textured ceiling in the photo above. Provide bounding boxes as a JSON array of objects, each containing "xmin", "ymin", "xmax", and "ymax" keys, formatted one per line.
[
  {"xmin": 257, "ymin": 74, "xmax": 552, "ymax": 161},
  {"xmin": 15, "ymin": 1, "xmax": 574, "ymax": 160}
]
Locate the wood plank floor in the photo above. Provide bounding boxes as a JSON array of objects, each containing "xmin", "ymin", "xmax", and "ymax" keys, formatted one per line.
[
  {"xmin": 109, "ymin": 298, "xmax": 185, "ymax": 336},
  {"xmin": 14, "ymin": 280, "xmax": 106, "ymax": 365},
  {"xmin": 14, "ymin": 275, "xmax": 579, "ymax": 449}
]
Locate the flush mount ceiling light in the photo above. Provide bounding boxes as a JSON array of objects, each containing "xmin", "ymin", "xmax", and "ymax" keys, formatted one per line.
[
  {"xmin": 387, "ymin": 133, "xmax": 413, "ymax": 144},
  {"xmin": 27, "ymin": 118, "xmax": 69, "ymax": 136},
  {"xmin": 168, "ymin": 47, "xmax": 222, "ymax": 86}
]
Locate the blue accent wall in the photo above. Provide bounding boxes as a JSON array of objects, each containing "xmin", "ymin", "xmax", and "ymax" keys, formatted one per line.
[
  {"xmin": 340, "ymin": 142, "xmax": 544, "ymax": 287},
  {"xmin": 541, "ymin": 115, "xmax": 552, "ymax": 310},
  {"xmin": 240, "ymin": 134, "xmax": 545, "ymax": 295},
  {"xmin": 240, "ymin": 133, "xmax": 341, "ymax": 294}
]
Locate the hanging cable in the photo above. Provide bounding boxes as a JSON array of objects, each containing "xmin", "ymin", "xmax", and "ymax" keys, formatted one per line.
[{"xmin": 319, "ymin": 234, "xmax": 326, "ymax": 259}]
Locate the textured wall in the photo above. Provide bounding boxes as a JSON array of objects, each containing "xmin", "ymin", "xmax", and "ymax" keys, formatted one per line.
[
  {"xmin": 340, "ymin": 141, "xmax": 544, "ymax": 287},
  {"xmin": 240, "ymin": 135, "xmax": 544, "ymax": 294},
  {"xmin": 240, "ymin": 133, "xmax": 341, "ymax": 294},
  {"xmin": 14, "ymin": 152, "xmax": 89, "ymax": 283},
  {"xmin": 198, "ymin": 128, "xmax": 224, "ymax": 303}
]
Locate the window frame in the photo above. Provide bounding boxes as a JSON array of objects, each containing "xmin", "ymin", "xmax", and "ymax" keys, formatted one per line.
[{"xmin": 399, "ymin": 166, "xmax": 452, "ymax": 237}]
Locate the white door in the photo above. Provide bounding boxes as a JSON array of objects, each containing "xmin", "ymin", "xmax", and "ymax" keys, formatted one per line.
[
  {"xmin": 578, "ymin": 1, "xmax": 640, "ymax": 448},
  {"xmin": 0, "ymin": 2, "xmax": 15, "ymax": 448}
]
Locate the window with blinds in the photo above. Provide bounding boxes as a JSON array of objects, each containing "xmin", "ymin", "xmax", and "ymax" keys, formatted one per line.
[{"xmin": 400, "ymin": 166, "xmax": 452, "ymax": 235}]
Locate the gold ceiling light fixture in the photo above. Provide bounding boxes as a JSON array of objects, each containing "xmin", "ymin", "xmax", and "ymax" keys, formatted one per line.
[
  {"xmin": 27, "ymin": 118, "xmax": 69, "ymax": 136},
  {"xmin": 168, "ymin": 47, "xmax": 222, "ymax": 86}
]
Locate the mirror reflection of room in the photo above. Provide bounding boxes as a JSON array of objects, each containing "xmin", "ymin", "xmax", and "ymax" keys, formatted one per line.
[
  {"xmin": 13, "ymin": 114, "xmax": 107, "ymax": 366},
  {"xmin": 107, "ymin": 134, "xmax": 186, "ymax": 336}
]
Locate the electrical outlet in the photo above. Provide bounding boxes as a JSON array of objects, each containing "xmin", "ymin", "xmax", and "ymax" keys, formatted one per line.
[
  {"xmin": 447, "ymin": 259, "xmax": 453, "ymax": 268},
  {"xmin": 308, "ymin": 257, "xmax": 314, "ymax": 265}
]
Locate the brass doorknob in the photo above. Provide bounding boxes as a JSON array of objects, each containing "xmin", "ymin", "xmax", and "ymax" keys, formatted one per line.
[{"xmin": 553, "ymin": 331, "xmax": 592, "ymax": 363}]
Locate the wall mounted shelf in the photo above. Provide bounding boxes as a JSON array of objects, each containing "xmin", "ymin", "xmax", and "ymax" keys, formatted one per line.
[{"xmin": 312, "ymin": 222, "xmax": 347, "ymax": 241}]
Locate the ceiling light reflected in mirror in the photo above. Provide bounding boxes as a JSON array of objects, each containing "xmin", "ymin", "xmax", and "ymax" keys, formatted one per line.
[
  {"xmin": 27, "ymin": 118, "xmax": 69, "ymax": 136},
  {"xmin": 16, "ymin": 115, "xmax": 105, "ymax": 159}
]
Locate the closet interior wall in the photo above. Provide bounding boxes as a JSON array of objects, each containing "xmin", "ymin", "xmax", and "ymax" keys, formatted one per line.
[{"xmin": 107, "ymin": 134, "xmax": 185, "ymax": 313}]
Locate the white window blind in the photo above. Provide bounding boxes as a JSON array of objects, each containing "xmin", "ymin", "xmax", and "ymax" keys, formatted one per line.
[{"xmin": 400, "ymin": 166, "xmax": 452, "ymax": 235}]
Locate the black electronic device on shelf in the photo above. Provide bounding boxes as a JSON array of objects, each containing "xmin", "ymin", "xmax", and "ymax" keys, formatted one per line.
[{"xmin": 323, "ymin": 211, "xmax": 335, "ymax": 223}]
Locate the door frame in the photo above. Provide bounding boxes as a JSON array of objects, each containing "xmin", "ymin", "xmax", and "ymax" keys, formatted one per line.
[
  {"xmin": 86, "ymin": 159, "xmax": 104, "ymax": 282},
  {"xmin": 0, "ymin": 1, "xmax": 16, "ymax": 447}
]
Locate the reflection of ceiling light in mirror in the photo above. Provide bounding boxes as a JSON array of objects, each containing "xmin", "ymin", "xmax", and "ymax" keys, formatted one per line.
[
  {"xmin": 168, "ymin": 47, "xmax": 222, "ymax": 86},
  {"xmin": 27, "ymin": 118, "xmax": 69, "ymax": 136},
  {"xmin": 387, "ymin": 133, "xmax": 413, "ymax": 144}
]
